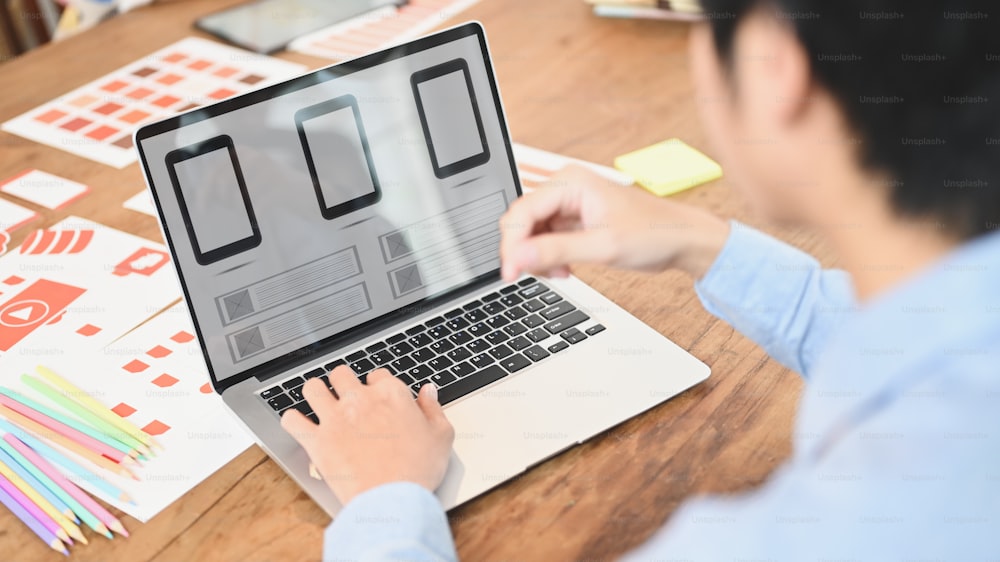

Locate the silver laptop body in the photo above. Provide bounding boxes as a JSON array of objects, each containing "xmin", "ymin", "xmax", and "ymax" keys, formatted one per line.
[{"xmin": 136, "ymin": 22, "xmax": 709, "ymax": 516}]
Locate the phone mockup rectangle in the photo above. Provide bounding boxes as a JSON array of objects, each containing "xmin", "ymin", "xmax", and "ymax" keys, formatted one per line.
[
  {"xmin": 411, "ymin": 58, "xmax": 490, "ymax": 179},
  {"xmin": 165, "ymin": 135, "xmax": 262, "ymax": 265},
  {"xmin": 295, "ymin": 95, "xmax": 382, "ymax": 220}
]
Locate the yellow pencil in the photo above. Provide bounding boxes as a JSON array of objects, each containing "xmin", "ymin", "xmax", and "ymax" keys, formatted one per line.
[
  {"xmin": 0, "ymin": 406, "xmax": 138, "ymax": 481},
  {"xmin": 7, "ymin": 435, "xmax": 130, "ymax": 538},
  {"xmin": 0, "ymin": 418, "xmax": 135, "ymax": 504},
  {"xmin": 0, "ymin": 388, "xmax": 141, "ymax": 464},
  {"xmin": 0, "ymin": 454, "xmax": 87, "ymax": 544},
  {"xmin": 0, "ymin": 437, "xmax": 77, "ymax": 523},
  {"xmin": 21, "ymin": 374, "xmax": 152, "ymax": 458},
  {"xmin": 36, "ymin": 366, "xmax": 163, "ymax": 451}
]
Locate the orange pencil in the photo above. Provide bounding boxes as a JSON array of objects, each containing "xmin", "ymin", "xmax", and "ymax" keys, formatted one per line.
[
  {"xmin": 0, "ymin": 406, "xmax": 138, "ymax": 481},
  {"xmin": 0, "ymin": 395, "xmax": 132, "ymax": 465}
]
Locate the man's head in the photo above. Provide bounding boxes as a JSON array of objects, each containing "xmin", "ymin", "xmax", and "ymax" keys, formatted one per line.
[{"xmin": 690, "ymin": 1, "xmax": 1000, "ymax": 239}]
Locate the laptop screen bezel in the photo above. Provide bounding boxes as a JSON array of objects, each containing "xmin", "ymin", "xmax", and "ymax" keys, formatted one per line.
[{"xmin": 134, "ymin": 22, "xmax": 522, "ymax": 394}]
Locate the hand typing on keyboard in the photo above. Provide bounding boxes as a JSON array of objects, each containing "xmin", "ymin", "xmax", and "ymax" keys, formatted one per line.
[{"xmin": 280, "ymin": 366, "xmax": 455, "ymax": 505}]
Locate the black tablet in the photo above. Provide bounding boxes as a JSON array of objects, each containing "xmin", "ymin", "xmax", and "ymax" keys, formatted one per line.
[
  {"xmin": 295, "ymin": 95, "xmax": 383, "ymax": 220},
  {"xmin": 194, "ymin": 0, "xmax": 404, "ymax": 54},
  {"xmin": 165, "ymin": 135, "xmax": 262, "ymax": 265},
  {"xmin": 411, "ymin": 58, "xmax": 491, "ymax": 179}
]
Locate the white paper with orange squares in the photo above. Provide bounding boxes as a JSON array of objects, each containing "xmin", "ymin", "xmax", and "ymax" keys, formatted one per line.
[
  {"xmin": 0, "ymin": 216, "xmax": 180, "ymax": 357},
  {"xmin": 0, "ymin": 216, "xmax": 252, "ymax": 522},
  {"xmin": 2, "ymin": 37, "xmax": 306, "ymax": 168},
  {"xmin": 13, "ymin": 302, "xmax": 253, "ymax": 522}
]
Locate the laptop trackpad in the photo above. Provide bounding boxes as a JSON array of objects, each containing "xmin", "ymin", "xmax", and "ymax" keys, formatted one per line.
[{"xmin": 434, "ymin": 362, "xmax": 588, "ymax": 510}]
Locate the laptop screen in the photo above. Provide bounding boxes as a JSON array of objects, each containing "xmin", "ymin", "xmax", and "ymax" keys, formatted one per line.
[{"xmin": 136, "ymin": 23, "xmax": 520, "ymax": 391}]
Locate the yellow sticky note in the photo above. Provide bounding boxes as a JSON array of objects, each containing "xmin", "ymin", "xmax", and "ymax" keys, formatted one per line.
[{"xmin": 614, "ymin": 138, "xmax": 723, "ymax": 196}]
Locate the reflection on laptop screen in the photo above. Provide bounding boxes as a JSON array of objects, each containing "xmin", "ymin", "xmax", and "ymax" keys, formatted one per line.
[{"xmin": 137, "ymin": 25, "xmax": 519, "ymax": 386}]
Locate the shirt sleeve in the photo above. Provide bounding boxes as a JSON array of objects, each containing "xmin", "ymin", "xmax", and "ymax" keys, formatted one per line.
[
  {"xmin": 618, "ymin": 361, "xmax": 1000, "ymax": 562},
  {"xmin": 323, "ymin": 482, "xmax": 457, "ymax": 562},
  {"xmin": 694, "ymin": 221, "xmax": 855, "ymax": 379}
]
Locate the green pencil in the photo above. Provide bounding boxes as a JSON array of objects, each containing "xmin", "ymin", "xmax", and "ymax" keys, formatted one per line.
[
  {"xmin": 0, "ymin": 418, "xmax": 134, "ymax": 504},
  {"xmin": 20, "ymin": 375, "xmax": 151, "ymax": 459},
  {"xmin": 0, "ymin": 438, "xmax": 112, "ymax": 539},
  {"xmin": 0, "ymin": 441, "xmax": 77, "ymax": 522},
  {"xmin": 36, "ymin": 365, "xmax": 162, "ymax": 451},
  {"xmin": 0, "ymin": 387, "xmax": 141, "ymax": 463}
]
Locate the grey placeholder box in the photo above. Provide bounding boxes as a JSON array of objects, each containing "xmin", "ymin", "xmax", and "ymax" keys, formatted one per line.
[{"xmin": 295, "ymin": 94, "xmax": 382, "ymax": 220}]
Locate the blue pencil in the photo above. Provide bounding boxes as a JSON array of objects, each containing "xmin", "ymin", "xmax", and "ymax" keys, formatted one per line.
[
  {"xmin": 0, "ymin": 442, "xmax": 78, "ymax": 523},
  {"xmin": 0, "ymin": 418, "xmax": 134, "ymax": 505},
  {"xmin": 0, "ymin": 476, "xmax": 69, "ymax": 555}
]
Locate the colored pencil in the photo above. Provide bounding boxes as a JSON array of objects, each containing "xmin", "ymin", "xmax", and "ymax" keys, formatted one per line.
[
  {"xmin": 0, "ymin": 472, "xmax": 72, "ymax": 545},
  {"xmin": 0, "ymin": 406, "xmax": 138, "ymax": 481},
  {"xmin": 36, "ymin": 365, "xmax": 163, "ymax": 451},
  {"xmin": 0, "ymin": 448, "xmax": 86, "ymax": 544},
  {"xmin": 0, "ymin": 475, "xmax": 69, "ymax": 555},
  {"xmin": 0, "ymin": 391, "xmax": 134, "ymax": 465},
  {"xmin": 21, "ymin": 375, "xmax": 152, "ymax": 458},
  {"xmin": 1, "ymin": 438, "xmax": 112, "ymax": 539},
  {"xmin": 0, "ymin": 438, "xmax": 77, "ymax": 521},
  {"xmin": 5, "ymin": 434, "xmax": 126, "ymax": 538},
  {"xmin": 0, "ymin": 418, "xmax": 134, "ymax": 504},
  {"xmin": 0, "ymin": 388, "xmax": 139, "ymax": 463}
]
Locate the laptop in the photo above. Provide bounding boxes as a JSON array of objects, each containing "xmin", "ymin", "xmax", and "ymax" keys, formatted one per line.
[{"xmin": 135, "ymin": 22, "xmax": 709, "ymax": 516}]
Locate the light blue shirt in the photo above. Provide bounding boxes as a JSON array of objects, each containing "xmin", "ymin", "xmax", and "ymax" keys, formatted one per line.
[{"xmin": 323, "ymin": 221, "xmax": 1000, "ymax": 561}]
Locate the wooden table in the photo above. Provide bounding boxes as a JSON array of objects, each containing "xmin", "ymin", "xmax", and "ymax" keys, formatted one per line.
[{"xmin": 0, "ymin": 0, "xmax": 830, "ymax": 559}]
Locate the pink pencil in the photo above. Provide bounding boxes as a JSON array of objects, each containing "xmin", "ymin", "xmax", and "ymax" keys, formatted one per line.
[
  {"xmin": 0, "ymin": 395, "xmax": 129, "ymax": 464},
  {"xmin": 4, "ymin": 434, "xmax": 129, "ymax": 537},
  {"xmin": 0, "ymin": 472, "xmax": 72, "ymax": 545}
]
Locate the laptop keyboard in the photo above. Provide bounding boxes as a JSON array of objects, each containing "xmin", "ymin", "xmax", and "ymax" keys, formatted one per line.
[{"xmin": 258, "ymin": 277, "xmax": 606, "ymax": 422}]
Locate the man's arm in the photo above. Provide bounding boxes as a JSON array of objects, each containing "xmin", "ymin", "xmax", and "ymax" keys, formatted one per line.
[
  {"xmin": 496, "ymin": 167, "xmax": 853, "ymax": 378},
  {"xmin": 694, "ymin": 221, "xmax": 855, "ymax": 379},
  {"xmin": 323, "ymin": 482, "xmax": 457, "ymax": 562},
  {"xmin": 279, "ymin": 370, "xmax": 457, "ymax": 561}
]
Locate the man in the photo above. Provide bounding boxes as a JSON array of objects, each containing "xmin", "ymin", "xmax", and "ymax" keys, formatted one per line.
[{"xmin": 282, "ymin": 1, "xmax": 1000, "ymax": 559}]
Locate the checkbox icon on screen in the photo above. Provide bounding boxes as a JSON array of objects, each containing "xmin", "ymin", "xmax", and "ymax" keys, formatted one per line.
[
  {"xmin": 234, "ymin": 326, "xmax": 265, "ymax": 358},
  {"xmin": 385, "ymin": 232, "xmax": 412, "ymax": 259},
  {"xmin": 224, "ymin": 289, "xmax": 254, "ymax": 321},
  {"xmin": 394, "ymin": 264, "xmax": 423, "ymax": 294}
]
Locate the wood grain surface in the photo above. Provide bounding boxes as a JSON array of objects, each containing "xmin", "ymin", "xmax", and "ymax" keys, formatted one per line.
[{"xmin": 0, "ymin": 0, "xmax": 834, "ymax": 560}]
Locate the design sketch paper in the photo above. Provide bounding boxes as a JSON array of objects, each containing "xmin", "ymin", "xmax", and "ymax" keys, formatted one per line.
[
  {"xmin": 290, "ymin": 0, "xmax": 481, "ymax": 61},
  {"xmin": 512, "ymin": 142, "xmax": 634, "ymax": 191},
  {"xmin": 2, "ymin": 38, "xmax": 306, "ymax": 168},
  {"xmin": 0, "ymin": 170, "xmax": 90, "ymax": 210},
  {"xmin": 0, "ymin": 216, "xmax": 180, "ymax": 356},
  {"xmin": 0, "ymin": 198, "xmax": 38, "ymax": 233},
  {"xmin": 0, "ymin": 303, "xmax": 252, "ymax": 522},
  {"xmin": 123, "ymin": 191, "xmax": 157, "ymax": 217}
]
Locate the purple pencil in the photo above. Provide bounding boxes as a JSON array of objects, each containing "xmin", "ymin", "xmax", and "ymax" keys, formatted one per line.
[
  {"xmin": 0, "ymin": 473, "xmax": 69, "ymax": 555},
  {"xmin": 0, "ymin": 471, "xmax": 72, "ymax": 546}
]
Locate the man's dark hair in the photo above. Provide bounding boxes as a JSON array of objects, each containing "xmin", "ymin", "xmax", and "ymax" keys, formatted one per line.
[{"xmin": 700, "ymin": 0, "xmax": 1000, "ymax": 239}]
